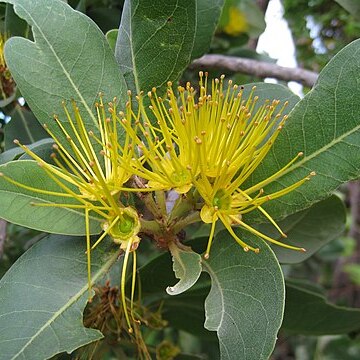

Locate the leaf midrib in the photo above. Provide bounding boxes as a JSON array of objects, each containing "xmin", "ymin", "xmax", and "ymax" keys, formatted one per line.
[
  {"xmin": 127, "ymin": 0, "xmax": 141, "ymax": 93},
  {"xmin": 275, "ymin": 118, "xmax": 360, "ymax": 179}
]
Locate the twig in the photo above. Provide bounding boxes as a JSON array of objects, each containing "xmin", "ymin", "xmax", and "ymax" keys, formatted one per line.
[{"xmin": 191, "ymin": 54, "xmax": 319, "ymax": 88}]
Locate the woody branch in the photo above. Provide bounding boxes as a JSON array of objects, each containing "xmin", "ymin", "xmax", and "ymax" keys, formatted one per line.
[{"xmin": 191, "ymin": 54, "xmax": 319, "ymax": 88}]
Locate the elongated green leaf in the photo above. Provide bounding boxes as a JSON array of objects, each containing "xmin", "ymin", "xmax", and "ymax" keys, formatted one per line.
[
  {"xmin": 247, "ymin": 39, "xmax": 360, "ymax": 221},
  {"xmin": 167, "ymin": 242, "xmax": 202, "ymax": 295},
  {"xmin": 0, "ymin": 138, "xmax": 54, "ymax": 165},
  {"xmin": 0, "ymin": 234, "xmax": 121, "ymax": 360},
  {"xmin": 282, "ymin": 280, "xmax": 360, "ymax": 335},
  {"xmin": 203, "ymin": 230, "xmax": 284, "ymax": 360},
  {"xmin": 115, "ymin": 0, "xmax": 196, "ymax": 94},
  {"xmin": 19, "ymin": 138, "xmax": 55, "ymax": 162},
  {"xmin": 0, "ymin": 147, "xmax": 25, "ymax": 165},
  {"xmin": 0, "ymin": 160, "xmax": 102, "ymax": 235},
  {"xmin": 4, "ymin": 105, "xmax": 48, "ymax": 150},
  {"xmin": 191, "ymin": 0, "xmax": 224, "ymax": 60},
  {"xmin": 3, "ymin": 0, "xmax": 127, "ymax": 143},
  {"xmin": 5, "ymin": 3, "xmax": 29, "ymax": 37},
  {"xmin": 261, "ymin": 195, "xmax": 346, "ymax": 264}
]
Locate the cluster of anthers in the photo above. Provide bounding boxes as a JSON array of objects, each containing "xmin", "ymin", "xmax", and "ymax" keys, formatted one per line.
[
  {"xmin": 0, "ymin": 72, "xmax": 315, "ymax": 332},
  {"xmin": 128, "ymin": 72, "xmax": 315, "ymax": 257}
]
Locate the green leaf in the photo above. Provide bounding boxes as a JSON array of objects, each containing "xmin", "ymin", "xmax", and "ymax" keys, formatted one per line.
[
  {"xmin": 106, "ymin": 29, "xmax": 118, "ymax": 53},
  {"xmin": 282, "ymin": 280, "xmax": 360, "ymax": 335},
  {"xmin": 241, "ymin": 0, "xmax": 266, "ymax": 38},
  {"xmin": 18, "ymin": 138, "xmax": 55, "ymax": 162},
  {"xmin": 167, "ymin": 242, "xmax": 202, "ymax": 295},
  {"xmin": 0, "ymin": 160, "xmax": 102, "ymax": 235},
  {"xmin": 4, "ymin": 105, "xmax": 48, "ymax": 150},
  {"xmin": 115, "ymin": 0, "xmax": 196, "ymax": 94},
  {"xmin": 4, "ymin": 4, "xmax": 29, "ymax": 37},
  {"xmin": 261, "ymin": 195, "xmax": 346, "ymax": 264},
  {"xmin": 136, "ymin": 231, "xmax": 286, "ymax": 359},
  {"xmin": 203, "ymin": 230, "xmax": 285, "ymax": 360},
  {"xmin": 0, "ymin": 147, "xmax": 25, "ymax": 165},
  {"xmin": 248, "ymin": 39, "xmax": 360, "ymax": 221},
  {"xmin": 191, "ymin": 0, "xmax": 224, "ymax": 60},
  {"xmin": 3, "ymin": 0, "xmax": 127, "ymax": 144},
  {"xmin": 0, "ymin": 138, "xmax": 54, "ymax": 164},
  {"xmin": 335, "ymin": 0, "xmax": 360, "ymax": 19},
  {"xmin": 0, "ymin": 234, "xmax": 121, "ymax": 360}
]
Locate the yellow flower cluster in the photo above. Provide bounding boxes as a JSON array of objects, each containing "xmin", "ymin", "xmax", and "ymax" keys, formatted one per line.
[
  {"xmin": 2, "ymin": 97, "xmax": 140, "ymax": 331},
  {"xmin": 2, "ymin": 73, "xmax": 314, "ymax": 330},
  {"xmin": 130, "ymin": 72, "xmax": 314, "ymax": 257}
]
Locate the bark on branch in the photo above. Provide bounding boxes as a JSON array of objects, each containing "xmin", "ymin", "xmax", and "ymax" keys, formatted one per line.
[{"xmin": 191, "ymin": 54, "xmax": 318, "ymax": 88}]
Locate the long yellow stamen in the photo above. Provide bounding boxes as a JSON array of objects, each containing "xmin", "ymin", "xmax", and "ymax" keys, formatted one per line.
[
  {"xmin": 218, "ymin": 213, "xmax": 259, "ymax": 253},
  {"xmin": 85, "ymin": 206, "xmax": 92, "ymax": 300},
  {"xmin": 236, "ymin": 218, "xmax": 305, "ymax": 252},
  {"xmin": 131, "ymin": 250, "xmax": 137, "ymax": 323},
  {"xmin": 90, "ymin": 215, "xmax": 120, "ymax": 250},
  {"xmin": 204, "ymin": 215, "xmax": 218, "ymax": 259},
  {"xmin": 121, "ymin": 239, "xmax": 133, "ymax": 333}
]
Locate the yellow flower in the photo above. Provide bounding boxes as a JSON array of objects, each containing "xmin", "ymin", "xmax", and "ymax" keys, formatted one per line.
[
  {"xmin": 119, "ymin": 88, "xmax": 196, "ymax": 194},
  {"xmin": 1, "ymin": 96, "xmax": 140, "ymax": 332},
  {"xmin": 0, "ymin": 33, "xmax": 6, "ymax": 68},
  {"xmin": 130, "ymin": 73, "xmax": 315, "ymax": 257},
  {"xmin": 223, "ymin": 6, "xmax": 249, "ymax": 36}
]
